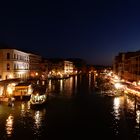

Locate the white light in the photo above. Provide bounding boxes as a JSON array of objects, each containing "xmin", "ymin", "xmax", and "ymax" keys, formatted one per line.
[{"xmin": 114, "ymin": 83, "xmax": 121, "ymax": 89}]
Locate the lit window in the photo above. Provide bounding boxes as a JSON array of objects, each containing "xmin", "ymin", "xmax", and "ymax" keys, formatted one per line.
[{"xmin": 7, "ymin": 63, "xmax": 10, "ymax": 70}]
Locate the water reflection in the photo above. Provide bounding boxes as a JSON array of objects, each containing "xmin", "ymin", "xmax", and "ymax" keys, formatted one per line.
[
  {"xmin": 111, "ymin": 95, "xmax": 140, "ymax": 138},
  {"xmin": 64, "ymin": 77, "xmax": 73, "ymax": 97},
  {"xmin": 124, "ymin": 96, "xmax": 140, "ymax": 138},
  {"xmin": 48, "ymin": 76, "xmax": 75, "ymax": 98},
  {"xmin": 48, "ymin": 80, "xmax": 52, "ymax": 91},
  {"xmin": 5, "ymin": 114, "xmax": 14, "ymax": 137},
  {"xmin": 3, "ymin": 74, "xmax": 140, "ymax": 139},
  {"xmin": 113, "ymin": 97, "xmax": 120, "ymax": 120},
  {"xmin": 112, "ymin": 97, "xmax": 125, "ymax": 136},
  {"xmin": 74, "ymin": 76, "xmax": 77, "ymax": 93},
  {"xmin": 20, "ymin": 102, "xmax": 31, "ymax": 117},
  {"xmin": 34, "ymin": 111, "xmax": 42, "ymax": 129},
  {"xmin": 126, "ymin": 97, "xmax": 135, "ymax": 111},
  {"xmin": 135, "ymin": 109, "xmax": 140, "ymax": 139},
  {"xmin": 60, "ymin": 79, "xmax": 63, "ymax": 92},
  {"xmin": 33, "ymin": 109, "xmax": 46, "ymax": 137},
  {"xmin": 136, "ymin": 110, "xmax": 140, "ymax": 125},
  {"xmin": 89, "ymin": 73, "xmax": 91, "ymax": 87},
  {"xmin": 21, "ymin": 102, "xmax": 26, "ymax": 117}
]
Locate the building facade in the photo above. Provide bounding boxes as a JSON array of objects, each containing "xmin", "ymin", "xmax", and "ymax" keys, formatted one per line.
[
  {"xmin": 0, "ymin": 49, "xmax": 30, "ymax": 80},
  {"xmin": 48, "ymin": 59, "xmax": 74, "ymax": 78},
  {"xmin": 29, "ymin": 53, "xmax": 42, "ymax": 78},
  {"xmin": 113, "ymin": 51, "xmax": 140, "ymax": 82}
]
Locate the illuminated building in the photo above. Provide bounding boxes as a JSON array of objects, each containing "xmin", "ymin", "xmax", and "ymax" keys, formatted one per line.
[
  {"xmin": 0, "ymin": 49, "xmax": 30, "ymax": 80},
  {"xmin": 29, "ymin": 53, "xmax": 42, "ymax": 78},
  {"xmin": 47, "ymin": 59, "xmax": 74, "ymax": 78},
  {"xmin": 64, "ymin": 61, "xmax": 73, "ymax": 74},
  {"xmin": 113, "ymin": 51, "xmax": 140, "ymax": 82}
]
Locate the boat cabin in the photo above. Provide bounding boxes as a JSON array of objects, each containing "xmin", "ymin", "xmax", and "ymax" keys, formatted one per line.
[{"xmin": 13, "ymin": 82, "xmax": 33, "ymax": 97}]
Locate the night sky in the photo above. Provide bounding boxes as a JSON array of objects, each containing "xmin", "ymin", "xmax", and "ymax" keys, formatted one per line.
[{"xmin": 0, "ymin": 0, "xmax": 140, "ymax": 65}]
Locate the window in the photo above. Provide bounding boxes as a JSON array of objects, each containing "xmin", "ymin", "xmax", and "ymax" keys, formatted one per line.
[
  {"xmin": 14, "ymin": 64, "xmax": 16, "ymax": 70},
  {"xmin": 14, "ymin": 54, "xmax": 16, "ymax": 59},
  {"xmin": 7, "ymin": 63, "xmax": 10, "ymax": 70},
  {"xmin": 7, "ymin": 53, "xmax": 10, "ymax": 59}
]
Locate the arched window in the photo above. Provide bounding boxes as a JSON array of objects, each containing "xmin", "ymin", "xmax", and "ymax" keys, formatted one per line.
[
  {"xmin": 7, "ymin": 53, "xmax": 10, "ymax": 59},
  {"xmin": 14, "ymin": 64, "xmax": 16, "ymax": 70},
  {"xmin": 14, "ymin": 54, "xmax": 16, "ymax": 59}
]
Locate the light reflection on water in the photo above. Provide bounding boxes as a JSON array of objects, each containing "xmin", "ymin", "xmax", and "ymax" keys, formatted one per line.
[
  {"xmin": 34, "ymin": 111, "xmax": 41, "ymax": 129},
  {"xmin": 64, "ymin": 77, "xmax": 73, "ymax": 97},
  {"xmin": 60, "ymin": 79, "xmax": 63, "ymax": 92},
  {"xmin": 111, "ymin": 95, "xmax": 140, "ymax": 138},
  {"xmin": 33, "ymin": 109, "xmax": 46, "ymax": 138},
  {"xmin": 21, "ymin": 102, "xmax": 26, "ymax": 117},
  {"xmin": 89, "ymin": 73, "xmax": 91, "ymax": 87},
  {"xmin": 75, "ymin": 76, "xmax": 77, "ymax": 93},
  {"xmin": 113, "ymin": 97, "xmax": 121, "ymax": 120},
  {"xmin": 136, "ymin": 110, "xmax": 140, "ymax": 126},
  {"xmin": 126, "ymin": 97, "xmax": 135, "ymax": 111},
  {"xmin": 2, "ymin": 75, "xmax": 140, "ymax": 139},
  {"xmin": 112, "ymin": 97, "xmax": 121, "ymax": 136},
  {"xmin": 111, "ymin": 96, "xmax": 126, "ymax": 136},
  {"xmin": 20, "ymin": 102, "xmax": 31, "ymax": 117},
  {"xmin": 34, "ymin": 109, "xmax": 46, "ymax": 129},
  {"xmin": 5, "ymin": 114, "xmax": 14, "ymax": 137},
  {"xmin": 48, "ymin": 76, "xmax": 74, "ymax": 98}
]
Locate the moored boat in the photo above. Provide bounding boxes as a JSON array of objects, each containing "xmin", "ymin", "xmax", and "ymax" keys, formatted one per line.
[{"xmin": 30, "ymin": 85, "xmax": 48, "ymax": 108}]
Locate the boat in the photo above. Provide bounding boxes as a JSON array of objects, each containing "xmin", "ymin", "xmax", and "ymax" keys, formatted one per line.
[
  {"xmin": 13, "ymin": 82, "xmax": 33, "ymax": 100},
  {"xmin": 30, "ymin": 85, "xmax": 48, "ymax": 108}
]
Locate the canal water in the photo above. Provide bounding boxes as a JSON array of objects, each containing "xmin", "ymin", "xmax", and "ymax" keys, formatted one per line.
[{"xmin": 0, "ymin": 74, "xmax": 140, "ymax": 140}]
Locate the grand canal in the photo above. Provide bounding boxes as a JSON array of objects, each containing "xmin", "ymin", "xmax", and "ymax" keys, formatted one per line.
[{"xmin": 0, "ymin": 74, "xmax": 140, "ymax": 139}]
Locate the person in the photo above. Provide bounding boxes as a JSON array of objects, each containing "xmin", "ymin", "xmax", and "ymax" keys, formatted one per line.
[{"xmin": 8, "ymin": 97, "xmax": 15, "ymax": 107}]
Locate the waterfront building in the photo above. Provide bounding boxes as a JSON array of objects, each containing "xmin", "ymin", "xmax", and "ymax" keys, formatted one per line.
[
  {"xmin": 47, "ymin": 59, "xmax": 74, "ymax": 78},
  {"xmin": 40, "ymin": 59, "xmax": 49, "ymax": 80},
  {"xmin": 0, "ymin": 49, "xmax": 30, "ymax": 80},
  {"xmin": 29, "ymin": 53, "xmax": 42, "ymax": 79},
  {"xmin": 113, "ymin": 51, "xmax": 140, "ymax": 82}
]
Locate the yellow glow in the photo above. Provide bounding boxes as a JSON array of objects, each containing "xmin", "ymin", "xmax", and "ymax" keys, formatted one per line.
[
  {"xmin": 60, "ymin": 80, "xmax": 63, "ymax": 91},
  {"xmin": 126, "ymin": 87, "xmax": 140, "ymax": 97},
  {"xmin": 132, "ymin": 81, "xmax": 137, "ymax": 86},
  {"xmin": 136, "ymin": 110, "xmax": 140, "ymax": 124},
  {"xmin": 34, "ymin": 111, "xmax": 41, "ymax": 129},
  {"xmin": 6, "ymin": 83, "xmax": 16, "ymax": 96},
  {"xmin": 6, "ymin": 114, "xmax": 14, "ymax": 136},
  {"xmin": 21, "ymin": 103, "xmax": 25, "ymax": 110},
  {"xmin": 9, "ymin": 74, "xmax": 13, "ymax": 79},
  {"xmin": 114, "ymin": 97, "xmax": 120, "ymax": 107},
  {"xmin": 0, "ymin": 86, "xmax": 4, "ymax": 96},
  {"xmin": 28, "ymin": 86, "xmax": 33, "ymax": 94},
  {"xmin": 18, "ymin": 71, "xmax": 26, "ymax": 75},
  {"xmin": 48, "ymin": 80, "xmax": 52, "ymax": 90},
  {"xmin": 114, "ymin": 83, "xmax": 121, "ymax": 89},
  {"xmin": 7, "ymin": 87, "xmax": 13, "ymax": 95},
  {"xmin": 114, "ymin": 75, "xmax": 119, "ymax": 80},
  {"xmin": 42, "ymin": 81, "xmax": 45, "ymax": 85},
  {"xmin": 113, "ymin": 97, "xmax": 120, "ymax": 120},
  {"xmin": 21, "ymin": 103, "xmax": 25, "ymax": 117},
  {"xmin": 126, "ymin": 97, "xmax": 135, "ymax": 110},
  {"xmin": 138, "ymin": 81, "xmax": 140, "ymax": 86}
]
